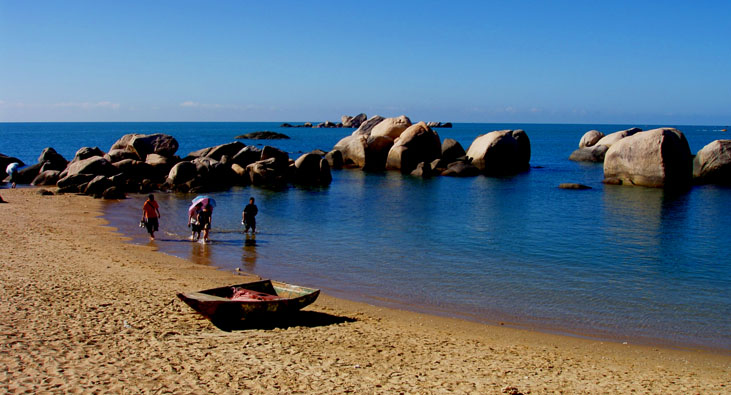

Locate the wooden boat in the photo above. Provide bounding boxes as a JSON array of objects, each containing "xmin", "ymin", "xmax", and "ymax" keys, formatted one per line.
[{"xmin": 177, "ymin": 279, "xmax": 320, "ymax": 322}]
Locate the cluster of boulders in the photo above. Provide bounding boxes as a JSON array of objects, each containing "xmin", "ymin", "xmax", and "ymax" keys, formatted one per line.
[
  {"xmin": 235, "ymin": 131, "xmax": 290, "ymax": 140},
  {"xmin": 281, "ymin": 113, "xmax": 452, "ymax": 130},
  {"xmin": 331, "ymin": 115, "xmax": 530, "ymax": 177},
  {"xmin": 570, "ymin": 127, "xmax": 730, "ymax": 188},
  {"xmin": 2, "ymin": 133, "xmax": 333, "ymax": 199}
]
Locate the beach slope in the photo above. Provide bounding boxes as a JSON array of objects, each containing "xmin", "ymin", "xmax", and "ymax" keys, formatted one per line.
[{"xmin": 0, "ymin": 188, "xmax": 728, "ymax": 393}]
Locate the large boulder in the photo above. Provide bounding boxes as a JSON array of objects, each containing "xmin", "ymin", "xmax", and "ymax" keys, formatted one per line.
[
  {"xmin": 579, "ymin": 130, "xmax": 605, "ymax": 148},
  {"xmin": 206, "ymin": 142, "xmax": 246, "ymax": 161},
  {"xmin": 441, "ymin": 139, "xmax": 466, "ymax": 163},
  {"xmin": 595, "ymin": 128, "xmax": 642, "ymax": 148},
  {"xmin": 63, "ymin": 156, "xmax": 117, "ymax": 177},
  {"xmin": 342, "ymin": 113, "xmax": 367, "ymax": 128},
  {"xmin": 246, "ymin": 158, "xmax": 287, "ymax": 187},
  {"xmin": 465, "ymin": 130, "xmax": 531, "ymax": 176},
  {"xmin": 363, "ymin": 135, "xmax": 394, "ymax": 171},
  {"xmin": 102, "ymin": 186, "xmax": 126, "ymax": 200},
  {"xmin": 167, "ymin": 161, "xmax": 197, "ymax": 185},
  {"xmin": 56, "ymin": 173, "xmax": 96, "ymax": 190},
  {"xmin": 441, "ymin": 161, "xmax": 480, "ymax": 177},
  {"xmin": 232, "ymin": 146, "xmax": 262, "ymax": 168},
  {"xmin": 410, "ymin": 161, "xmax": 436, "ymax": 178},
  {"xmin": 113, "ymin": 159, "xmax": 154, "ymax": 180},
  {"xmin": 693, "ymin": 140, "xmax": 731, "ymax": 184},
  {"xmin": 569, "ymin": 145, "xmax": 609, "ymax": 162},
  {"xmin": 133, "ymin": 134, "xmax": 178, "ymax": 159},
  {"xmin": 14, "ymin": 163, "xmax": 44, "ymax": 184},
  {"xmin": 369, "ymin": 115, "xmax": 412, "ymax": 139},
  {"xmin": 293, "ymin": 153, "xmax": 330, "ymax": 184},
  {"xmin": 603, "ymin": 128, "xmax": 692, "ymax": 189},
  {"xmin": 38, "ymin": 147, "xmax": 68, "ymax": 170},
  {"xmin": 235, "ymin": 131, "xmax": 290, "ymax": 140},
  {"xmin": 111, "ymin": 133, "xmax": 178, "ymax": 159},
  {"xmin": 325, "ymin": 150, "xmax": 343, "ymax": 170},
  {"xmin": 333, "ymin": 135, "xmax": 367, "ymax": 167},
  {"xmin": 385, "ymin": 122, "xmax": 442, "ymax": 173},
  {"xmin": 83, "ymin": 176, "xmax": 115, "ymax": 198},
  {"xmin": 352, "ymin": 115, "xmax": 385, "ymax": 136},
  {"xmin": 32, "ymin": 170, "xmax": 61, "ymax": 186},
  {"xmin": 73, "ymin": 147, "xmax": 105, "ymax": 162},
  {"xmin": 105, "ymin": 148, "xmax": 140, "ymax": 163}
]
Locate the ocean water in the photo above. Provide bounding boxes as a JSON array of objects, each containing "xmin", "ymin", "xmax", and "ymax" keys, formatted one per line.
[{"xmin": 2, "ymin": 122, "xmax": 729, "ymax": 351}]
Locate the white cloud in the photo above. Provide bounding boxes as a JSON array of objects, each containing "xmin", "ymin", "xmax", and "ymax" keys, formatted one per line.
[{"xmin": 180, "ymin": 101, "xmax": 200, "ymax": 107}]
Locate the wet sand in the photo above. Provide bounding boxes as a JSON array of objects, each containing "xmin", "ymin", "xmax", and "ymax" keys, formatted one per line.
[{"xmin": 0, "ymin": 187, "xmax": 728, "ymax": 393}]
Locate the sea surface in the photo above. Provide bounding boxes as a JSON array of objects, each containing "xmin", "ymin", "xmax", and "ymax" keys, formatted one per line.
[{"xmin": 2, "ymin": 122, "xmax": 729, "ymax": 352}]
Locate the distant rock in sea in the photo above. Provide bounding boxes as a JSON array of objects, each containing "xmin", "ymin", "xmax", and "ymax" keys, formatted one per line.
[{"xmin": 236, "ymin": 131, "xmax": 291, "ymax": 140}]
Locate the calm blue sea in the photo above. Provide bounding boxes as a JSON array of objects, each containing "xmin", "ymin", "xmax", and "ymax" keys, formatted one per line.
[{"xmin": 2, "ymin": 122, "xmax": 729, "ymax": 351}]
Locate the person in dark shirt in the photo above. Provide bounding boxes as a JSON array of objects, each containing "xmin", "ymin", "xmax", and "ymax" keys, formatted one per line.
[{"xmin": 242, "ymin": 197, "xmax": 258, "ymax": 233}]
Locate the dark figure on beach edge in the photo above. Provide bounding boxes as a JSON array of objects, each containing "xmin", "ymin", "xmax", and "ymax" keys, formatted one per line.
[{"xmin": 242, "ymin": 197, "xmax": 258, "ymax": 234}]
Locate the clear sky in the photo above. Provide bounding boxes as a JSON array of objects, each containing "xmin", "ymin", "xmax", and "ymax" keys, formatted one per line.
[{"xmin": 1, "ymin": 1, "xmax": 729, "ymax": 124}]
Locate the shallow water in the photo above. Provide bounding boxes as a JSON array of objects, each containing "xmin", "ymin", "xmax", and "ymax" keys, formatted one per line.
[{"xmin": 2, "ymin": 122, "xmax": 730, "ymax": 350}]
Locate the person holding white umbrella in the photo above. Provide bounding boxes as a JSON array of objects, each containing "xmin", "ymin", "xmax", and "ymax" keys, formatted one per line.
[{"xmin": 6, "ymin": 162, "xmax": 20, "ymax": 189}]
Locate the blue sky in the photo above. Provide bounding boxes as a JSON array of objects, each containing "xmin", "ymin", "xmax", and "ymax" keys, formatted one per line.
[{"xmin": 1, "ymin": 1, "xmax": 729, "ymax": 124}]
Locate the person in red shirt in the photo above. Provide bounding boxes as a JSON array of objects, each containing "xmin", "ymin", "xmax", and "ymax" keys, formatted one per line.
[{"xmin": 141, "ymin": 194, "xmax": 161, "ymax": 240}]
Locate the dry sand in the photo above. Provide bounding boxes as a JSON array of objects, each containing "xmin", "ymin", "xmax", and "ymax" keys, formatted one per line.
[{"xmin": 0, "ymin": 187, "xmax": 728, "ymax": 394}]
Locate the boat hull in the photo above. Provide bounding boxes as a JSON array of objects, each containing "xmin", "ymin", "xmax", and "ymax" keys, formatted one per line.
[{"xmin": 177, "ymin": 279, "xmax": 320, "ymax": 322}]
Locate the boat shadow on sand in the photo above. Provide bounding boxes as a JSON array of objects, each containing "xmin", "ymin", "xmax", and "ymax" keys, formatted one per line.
[{"xmin": 208, "ymin": 310, "xmax": 357, "ymax": 332}]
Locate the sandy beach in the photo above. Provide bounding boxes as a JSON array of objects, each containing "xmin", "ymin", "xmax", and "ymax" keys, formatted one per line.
[{"xmin": 0, "ymin": 187, "xmax": 728, "ymax": 394}]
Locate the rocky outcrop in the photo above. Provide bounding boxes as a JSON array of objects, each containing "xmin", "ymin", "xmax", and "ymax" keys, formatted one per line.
[
  {"xmin": 246, "ymin": 158, "xmax": 287, "ymax": 187},
  {"xmin": 56, "ymin": 173, "xmax": 96, "ymax": 192},
  {"xmin": 83, "ymin": 176, "xmax": 115, "ymax": 198},
  {"xmin": 342, "ymin": 113, "xmax": 367, "ymax": 128},
  {"xmin": 465, "ymin": 130, "xmax": 531, "ymax": 176},
  {"xmin": 595, "ymin": 128, "xmax": 642, "ymax": 148},
  {"xmin": 579, "ymin": 130, "xmax": 604, "ymax": 148},
  {"xmin": 325, "ymin": 150, "xmax": 343, "ymax": 170},
  {"xmin": 441, "ymin": 139, "xmax": 466, "ymax": 163},
  {"xmin": 603, "ymin": 128, "xmax": 692, "ymax": 189},
  {"xmin": 559, "ymin": 183, "xmax": 592, "ymax": 190},
  {"xmin": 293, "ymin": 153, "xmax": 332, "ymax": 185},
  {"xmin": 410, "ymin": 162, "xmax": 437, "ymax": 178},
  {"xmin": 315, "ymin": 121, "xmax": 339, "ymax": 128},
  {"xmin": 167, "ymin": 161, "xmax": 197, "ymax": 186},
  {"xmin": 32, "ymin": 170, "xmax": 61, "ymax": 186},
  {"xmin": 105, "ymin": 149, "xmax": 140, "ymax": 163},
  {"xmin": 441, "ymin": 161, "xmax": 480, "ymax": 177},
  {"xmin": 363, "ymin": 136, "xmax": 394, "ymax": 171},
  {"xmin": 693, "ymin": 140, "xmax": 731, "ymax": 184},
  {"xmin": 426, "ymin": 122, "xmax": 453, "ymax": 128},
  {"xmin": 386, "ymin": 122, "xmax": 442, "ymax": 173},
  {"xmin": 73, "ymin": 147, "xmax": 105, "ymax": 162},
  {"xmin": 38, "ymin": 147, "xmax": 68, "ymax": 171},
  {"xmin": 15, "ymin": 163, "xmax": 43, "ymax": 184},
  {"xmin": 370, "ymin": 115, "xmax": 412, "ymax": 139},
  {"xmin": 232, "ymin": 146, "xmax": 262, "ymax": 168},
  {"xmin": 333, "ymin": 135, "xmax": 367, "ymax": 168},
  {"xmin": 235, "ymin": 131, "xmax": 290, "ymax": 140},
  {"xmin": 206, "ymin": 142, "xmax": 246, "ymax": 161},
  {"xmin": 569, "ymin": 145, "xmax": 609, "ymax": 163},
  {"xmin": 62, "ymin": 156, "xmax": 117, "ymax": 178},
  {"xmin": 110, "ymin": 133, "xmax": 178, "ymax": 160},
  {"xmin": 352, "ymin": 116, "xmax": 386, "ymax": 136}
]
